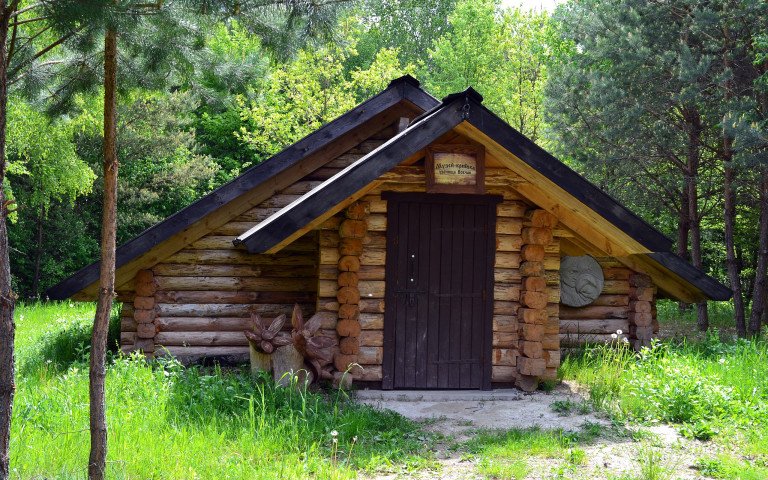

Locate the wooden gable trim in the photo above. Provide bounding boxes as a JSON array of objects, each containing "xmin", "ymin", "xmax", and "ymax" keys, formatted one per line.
[
  {"xmin": 234, "ymin": 94, "xmax": 468, "ymax": 253},
  {"xmin": 459, "ymin": 101, "xmax": 672, "ymax": 253},
  {"xmin": 48, "ymin": 76, "xmax": 439, "ymax": 300}
]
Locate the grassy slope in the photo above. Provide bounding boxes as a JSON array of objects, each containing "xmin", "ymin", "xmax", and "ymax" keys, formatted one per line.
[{"xmin": 11, "ymin": 302, "xmax": 432, "ymax": 479}]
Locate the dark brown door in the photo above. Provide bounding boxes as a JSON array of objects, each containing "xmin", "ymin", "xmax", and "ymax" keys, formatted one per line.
[{"xmin": 382, "ymin": 192, "xmax": 500, "ymax": 390}]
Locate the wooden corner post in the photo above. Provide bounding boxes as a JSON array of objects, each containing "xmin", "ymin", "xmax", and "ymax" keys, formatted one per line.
[
  {"xmin": 516, "ymin": 209, "xmax": 557, "ymax": 392},
  {"xmin": 133, "ymin": 270, "xmax": 157, "ymax": 356}
]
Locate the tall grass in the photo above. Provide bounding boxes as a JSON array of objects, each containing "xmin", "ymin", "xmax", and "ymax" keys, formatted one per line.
[
  {"xmin": 560, "ymin": 333, "xmax": 768, "ymax": 475},
  {"xmin": 10, "ymin": 302, "xmax": 433, "ymax": 479}
]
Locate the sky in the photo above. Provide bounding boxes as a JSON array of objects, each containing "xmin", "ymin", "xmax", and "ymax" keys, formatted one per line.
[{"xmin": 501, "ymin": 0, "xmax": 561, "ymax": 11}]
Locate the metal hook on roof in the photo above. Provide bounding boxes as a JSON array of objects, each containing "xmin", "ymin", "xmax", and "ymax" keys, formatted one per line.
[{"xmin": 460, "ymin": 96, "xmax": 471, "ymax": 120}]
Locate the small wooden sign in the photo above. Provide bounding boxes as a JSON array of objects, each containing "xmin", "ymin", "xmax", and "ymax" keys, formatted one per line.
[{"xmin": 426, "ymin": 144, "xmax": 485, "ymax": 194}]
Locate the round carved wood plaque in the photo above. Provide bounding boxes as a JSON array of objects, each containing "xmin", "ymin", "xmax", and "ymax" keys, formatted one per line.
[{"xmin": 560, "ymin": 255, "xmax": 604, "ymax": 307}]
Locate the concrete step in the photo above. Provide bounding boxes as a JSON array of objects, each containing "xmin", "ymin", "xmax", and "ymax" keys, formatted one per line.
[{"xmin": 353, "ymin": 389, "xmax": 524, "ymax": 402}]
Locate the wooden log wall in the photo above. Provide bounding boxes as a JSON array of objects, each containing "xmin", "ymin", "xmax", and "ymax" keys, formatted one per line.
[
  {"xmin": 515, "ymin": 209, "xmax": 558, "ymax": 391},
  {"xmin": 558, "ymin": 258, "xmax": 658, "ymax": 348},
  {"xmin": 118, "ymin": 127, "xmax": 397, "ymax": 363}
]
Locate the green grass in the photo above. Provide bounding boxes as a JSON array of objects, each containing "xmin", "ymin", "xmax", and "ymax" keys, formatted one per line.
[
  {"xmin": 560, "ymin": 330, "xmax": 768, "ymax": 477},
  {"xmin": 10, "ymin": 302, "xmax": 434, "ymax": 479},
  {"xmin": 460, "ymin": 425, "xmax": 598, "ymax": 479}
]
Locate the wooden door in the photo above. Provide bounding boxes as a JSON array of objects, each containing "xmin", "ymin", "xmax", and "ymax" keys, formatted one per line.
[{"xmin": 381, "ymin": 192, "xmax": 500, "ymax": 390}]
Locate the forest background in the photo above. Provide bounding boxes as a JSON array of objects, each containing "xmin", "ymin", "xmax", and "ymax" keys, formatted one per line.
[{"xmin": 5, "ymin": 0, "xmax": 767, "ymax": 332}]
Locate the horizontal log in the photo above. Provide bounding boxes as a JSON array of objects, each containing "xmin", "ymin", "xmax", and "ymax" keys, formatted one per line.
[
  {"xmin": 491, "ymin": 365, "xmax": 517, "ymax": 383},
  {"xmin": 356, "ymin": 364, "xmax": 383, "ymax": 381},
  {"xmin": 155, "ymin": 276, "xmax": 316, "ymax": 292},
  {"xmin": 486, "ymin": 186, "xmax": 526, "ymax": 200},
  {"xmin": 543, "ymin": 256, "xmax": 560, "ymax": 271},
  {"xmin": 560, "ymin": 305, "xmax": 629, "ymax": 320},
  {"xmin": 497, "ymin": 201, "xmax": 527, "ymax": 218},
  {"xmin": 359, "ymin": 280, "xmax": 385, "ymax": 298},
  {"xmin": 155, "ymin": 331, "xmax": 249, "ymax": 347},
  {"xmin": 358, "ymin": 346, "xmax": 383, "ymax": 364},
  {"xmin": 494, "ymin": 284, "xmax": 521, "ymax": 302},
  {"xmin": 495, "ymin": 268, "xmax": 522, "ymax": 284},
  {"xmin": 591, "ymin": 294, "xmax": 630, "ymax": 307},
  {"xmin": 362, "ymin": 231, "xmax": 386, "ymax": 248},
  {"xmin": 360, "ymin": 330, "xmax": 383, "ymax": 346},
  {"xmin": 321, "ymin": 247, "xmax": 340, "ymax": 265},
  {"xmin": 120, "ymin": 332, "xmax": 136, "ymax": 344},
  {"xmin": 493, "ymin": 301, "xmax": 520, "ymax": 315},
  {"xmin": 121, "ymin": 318, "xmax": 137, "ymax": 332},
  {"xmin": 493, "ymin": 348, "xmax": 517, "ymax": 366},
  {"xmin": 495, "ymin": 252, "xmax": 521, "ymax": 269},
  {"xmin": 559, "ymin": 333, "xmax": 621, "ymax": 347},
  {"xmin": 496, "ymin": 218, "xmax": 523, "ymax": 235},
  {"xmin": 156, "ymin": 346, "xmax": 250, "ymax": 362},
  {"xmin": 156, "ymin": 317, "xmax": 252, "ymax": 332},
  {"xmin": 154, "ymin": 290, "xmax": 315, "ymax": 305},
  {"xmin": 493, "ymin": 331, "xmax": 518, "ymax": 348},
  {"xmin": 360, "ymin": 249, "xmax": 386, "ymax": 266},
  {"xmin": 493, "ymin": 315, "xmax": 517, "ymax": 333},
  {"xmin": 156, "ymin": 303, "xmax": 312, "ymax": 318},
  {"xmin": 319, "ymin": 280, "xmax": 338, "ymax": 298},
  {"xmin": 152, "ymin": 264, "xmax": 316, "ymax": 278},
  {"xmin": 319, "ymin": 216, "xmax": 342, "ymax": 230},
  {"xmin": 359, "ymin": 265, "xmax": 385, "ymax": 280},
  {"xmin": 319, "ymin": 265, "xmax": 338, "ymax": 280},
  {"xmin": 360, "ymin": 313, "xmax": 384, "ymax": 330},
  {"xmin": 319, "ymin": 230, "xmax": 340, "ymax": 247},
  {"xmin": 602, "ymin": 280, "xmax": 631, "ymax": 295},
  {"xmin": 560, "ymin": 319, "xmax": 629, "ymax": 335},
  {"xmin": 360, "ymin": 298, "xmax": 385, "ymax": 313},
  {"xmin": 367, "ymin": 197, "xmax": 387, "ymax": 214},
  {"xmin": 326, "ymin": 153, "xmax": 364, "ymax": 168},
  {"xmin": 497, "ymin": 235, "xmax": 522, "ymax": 252},
  {"xmin": 367, "ymin": 214, "xmax": 386, "ymax": 231},
  {"xmin": 166, "ymin": 250, "xmax": 317, "ymax": 266}
]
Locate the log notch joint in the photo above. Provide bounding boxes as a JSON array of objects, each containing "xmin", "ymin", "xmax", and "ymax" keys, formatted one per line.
[
  {"xmin": 517, "ymin": 209, "xmax": 557, "ymax": 391},
  {"xmin": 133, "ymin": 269, "xmax": 157, "ymax": 356},
  {"xmin": 334, "ymin": 201, "xmax": 368, "ymax": 379},
  {"xmin": 628, "ymin": 272, "xmax": 658, "ymax": 349}
]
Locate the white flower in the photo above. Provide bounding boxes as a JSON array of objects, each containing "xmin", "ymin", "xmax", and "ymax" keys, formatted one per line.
[
  {"xmin": 331, "ymin": 430, "xmax": 338, "ymax": 437},
  {"xmin": 719, "ymin": 358, "xmax": 726, "ymax": 364},
  {"xmin": 622, "ymin": 337, "xmax": 630, "ymax": 343},
  {"xmin": 616, "ymin": 329, "xmax": 623, "ymax": 335},
  {"xmin": 611, "ymin": 333, "xmax": 618, "ymax": 339}
]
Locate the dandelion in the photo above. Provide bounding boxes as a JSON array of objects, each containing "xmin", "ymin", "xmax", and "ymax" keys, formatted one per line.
[
  {"xmin": 719, "ymin": 358, "xmax": 726, "ymax": 364},
  {"xmin": 622, "ymin": 337, "xmax": 629, "ymax": 343},
  {"xmin": 331, "ymin": 430, "xmax": 338, "ymax": 437},
  {"xmin": 611, "ymin": 333, "xmax": 618, "ymax": 339},
  {"xmin": 616, "ymin": 329, "xmax": 623, "ymax": 335}
]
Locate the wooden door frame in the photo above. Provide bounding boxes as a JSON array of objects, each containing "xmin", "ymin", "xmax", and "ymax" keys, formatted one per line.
[{"xmin": 381, "ymin": 191, "xmax": 501, "ymax": 390}]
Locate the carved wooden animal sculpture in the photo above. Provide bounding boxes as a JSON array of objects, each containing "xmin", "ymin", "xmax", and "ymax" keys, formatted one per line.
[
  {"xmin": 243, "ymin": 313, "xmax": 292, "ymax": 353},
  {"xmin": 290, "ymin": 304, "xmax": 335, "ymax": 380}
]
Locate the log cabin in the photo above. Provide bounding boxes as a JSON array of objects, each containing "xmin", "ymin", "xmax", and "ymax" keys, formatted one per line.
[{"xmin": 48, "ymin": 76, "xmax": 731, "ymax": 391}]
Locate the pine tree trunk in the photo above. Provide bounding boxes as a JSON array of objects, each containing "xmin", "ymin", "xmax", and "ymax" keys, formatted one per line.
[
  {"xmin": 677, "ymin": 187, "xmax": 690, "ymax": 314},
  {"xmin": 88, "ymin": 28, "xmax": 118, "ymax": 480},
  {"xmin": 724, "ymin": 157, "xmax": 745, "ymax": 336},
  {"xmin": 748, "ymin": 170, "xmax": 768, "ymax": 335},
  {"xmin": 684, "ymin": 107, "xmax": 708, "ymax": 331},
  {"xmin": 0, "ymin": 1, "xmax": 16, "ymax": 478}
]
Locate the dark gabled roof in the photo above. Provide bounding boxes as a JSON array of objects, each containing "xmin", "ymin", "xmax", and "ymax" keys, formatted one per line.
[
  {"xmin": 236, "ymin": 88, "xmax": 731, "ymax": 301},
  {"xmin": 47, "ymin": 75, "xmax": 439, "ymax": 300}
]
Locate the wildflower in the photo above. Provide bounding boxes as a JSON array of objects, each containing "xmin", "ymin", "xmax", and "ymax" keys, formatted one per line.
[
  {"xmin": 611, "ymin": 333, "xmax": 618, "ymax": 339},
  {"xmin": 719, "ymin": 358, "xmax": 726, "ymax": 364},
  {"xmin": 622, "ymin": 337, "xmax": 629, "ymax": 343},
  {"xmin": 331, "ymin": 430, "xmax": 338, "ymax": 437},
  {"xmin": 616, "ymin": 329, "xmax": 623, "ymax": 335}
]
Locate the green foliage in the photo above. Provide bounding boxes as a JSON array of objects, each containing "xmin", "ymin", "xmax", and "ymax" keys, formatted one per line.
[
  {"xmin": 6, "ymin": 98, "xmax": 95, "ymax": 215},
  {"xmin": 426, "ymin": 0, "xmax": 554, "ymax": 142},
  {"xmin": 560, "ymin": 336, "xmax": 768, "ymax": 443},
  {"xmin": 10, "ymin": 302, "xmax": 435, "ymax": 479},
  {"xmin": 237, "ymin": 40, "xmax": 413, "ymax": 159}
]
